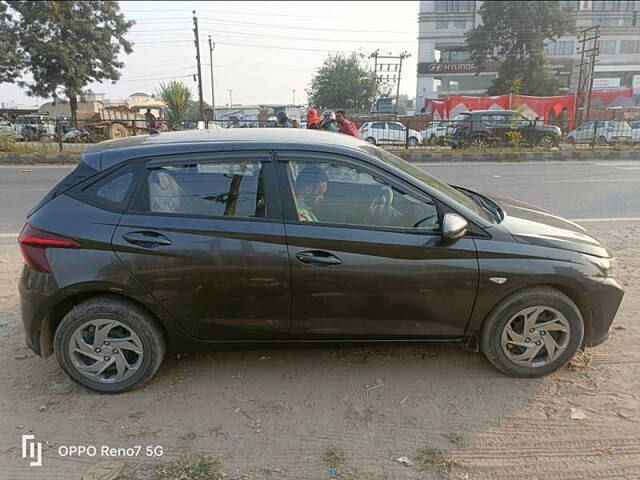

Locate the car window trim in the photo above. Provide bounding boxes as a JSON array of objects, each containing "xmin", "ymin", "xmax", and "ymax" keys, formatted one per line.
[
  {"xmin": 273, "ymin": 151, "xmax": 443, "ymax": 234},
  {"xmin": 127, "ymin": 150, "xmax": 283, "ymax": 222}
]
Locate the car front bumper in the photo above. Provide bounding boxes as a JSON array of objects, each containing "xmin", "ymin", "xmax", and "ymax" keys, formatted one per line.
[{"xmin": 585, "ymin": 277, "xmax": 624, "ymax": 347}]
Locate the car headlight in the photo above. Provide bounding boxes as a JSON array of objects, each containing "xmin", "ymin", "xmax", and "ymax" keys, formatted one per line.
[{"xmin": 583, "ymin": 254, "xmax": 617, "ymax": 278}]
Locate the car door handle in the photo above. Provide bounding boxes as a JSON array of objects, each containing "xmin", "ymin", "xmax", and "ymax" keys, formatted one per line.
[
  {"xmin": 295, "ymin": 251, "xmax": 342, "ymax": 266},
  {"xmin": 123, "ymin": 231, "xmax": 173, "ymax": 247}
]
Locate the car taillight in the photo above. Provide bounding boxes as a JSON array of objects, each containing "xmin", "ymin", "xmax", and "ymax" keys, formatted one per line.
[{"xmin": 18, "ymin": 224, "xmax": 81, "ymax": 273}]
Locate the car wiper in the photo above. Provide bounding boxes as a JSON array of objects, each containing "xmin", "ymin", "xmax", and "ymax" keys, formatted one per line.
[{"xmin": 453, "ymin": 186, "xmax": 503, "ymax": 222}]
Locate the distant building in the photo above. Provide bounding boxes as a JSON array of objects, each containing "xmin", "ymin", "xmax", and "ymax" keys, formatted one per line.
[{"xmin": 417, "ymin": 0, "xmax": 640, "ymax": 109}]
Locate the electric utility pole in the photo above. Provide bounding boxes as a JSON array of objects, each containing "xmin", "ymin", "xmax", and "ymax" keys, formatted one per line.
[
  {"xmin": 228, "ymin": 89, "xmax": 233, "ymax": 106},
  {"xmin": 192, "ymin": 11, "xmax": 205, "ymax": 122},
  {"xmin": 369, "ymin": 50, "xmax": 411, "ymax": 113},
  {"xmin": 292, "ymin": 89, "xmax": 296, "ymax": 104},
  {"xmin": 574, "ymin": 25, "xmax": 600, "ymax": 126},
  {"xmin": 208, "ymin": 35, "xmax": 216, "ymax": 120}
]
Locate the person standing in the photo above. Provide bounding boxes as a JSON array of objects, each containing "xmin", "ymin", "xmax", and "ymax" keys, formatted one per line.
[
  {"xmin": 276, "ymin": 111, "xmax": 293, "ymax": 128},
  {"xmin": 335, "ymin": 110, "xmax": 359, "ymax": 137},
  {"xmin": 306, "ymin": 107, "xmax": 321, "ymax": 129},
  {"xmin": 319, "ymin": 110, "xmax": 339, "ymax": 132}
]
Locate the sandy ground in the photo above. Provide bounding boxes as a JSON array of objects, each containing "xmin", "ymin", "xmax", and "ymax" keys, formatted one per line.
[{"xmin": 0, "ymin": 222, "xmax": 639, "ymax": 480}]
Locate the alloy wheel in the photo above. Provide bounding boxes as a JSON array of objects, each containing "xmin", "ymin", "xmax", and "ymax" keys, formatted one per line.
[
  {"xmin": 538, "ymin": 135, "xmax": 554, "ymax": 147},
  {"xmin": 68, "ymin": 319, "xmax": 144, "ymax": 384},
  {"xmin": 501, "ymin": 306, "xmax": 571, "ymax": 368}
]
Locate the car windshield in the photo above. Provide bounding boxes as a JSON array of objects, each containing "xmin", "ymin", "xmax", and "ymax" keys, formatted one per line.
[{"xmin": 359, "ymin": 145, "xmax": 495, "ymax": 223}]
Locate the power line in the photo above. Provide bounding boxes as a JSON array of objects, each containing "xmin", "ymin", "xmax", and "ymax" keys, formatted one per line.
[{"xmin": 199, "ymin": 17, "xmax": 417, "ymax": 34}]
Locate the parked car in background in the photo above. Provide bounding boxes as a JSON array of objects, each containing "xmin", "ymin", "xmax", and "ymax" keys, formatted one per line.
[
  {"xmin": 628, "ymin": 119, "xmax": 640, "ymax": 143},
  {"xmin": 420, "ymin": 120, "xmax": 450, "ymax": 142},
  {"xmin": 13, "ymin": 114, "xmax": 56, "ymax": 141},
  {"xmin": 0, "ymin": 119, "xmax": 14, "ymax": 138},
  {"xmin": 446, "ymin": 110, "xmax": 561, "ymax": 148},
  {"xmin": 359, "ymin": 121, "xmax": 423, "ymax": 147},
  {"xmin": 19, "ymin": 129, "xmax": 623, "ymax": 392},
  {"xmin": 566, "ymin": 120, "xmax": 633, "ymax": 145}
]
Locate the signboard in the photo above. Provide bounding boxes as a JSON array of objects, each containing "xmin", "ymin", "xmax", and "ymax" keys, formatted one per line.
[
  {"xmin": 377, "ymin": 97, "xmax": 393, "ymax": 113},
  {"xmin": 579, "ymin": 1, "xmax": 592, "ymax": 10},
  {"xmin": 417, "ymin": 61, "xmax": 500, "ymax": 75},
  {"xmin": 593, "ymin": 78, "xmax": 621, "ymax": 90},
  {"xmin": 633, "ymin": 75, "xmax": 640, "ymax": 94}
]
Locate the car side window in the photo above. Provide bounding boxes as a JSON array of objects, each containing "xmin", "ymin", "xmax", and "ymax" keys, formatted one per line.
[
  {"xmin": 141, "ymin": 161, "xmax": 267, "ymax": 218},
  {"xmin": 371, "ymin": 122, "xmax": 386, "ymax": 129},
  {"xmin": 285, "ymin": 160, "xmax": 440, "ymax": 232},
  {"xmin": 387, "ymin": 123, "xmax": 404, "ymax": 131},
  {"xmin": 72, "ymin": 168, "xmax": 136, "ymax": 212}
]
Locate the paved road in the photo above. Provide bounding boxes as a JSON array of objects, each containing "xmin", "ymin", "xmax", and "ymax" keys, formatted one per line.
[{"xmin": 0, "ymin": 161, "xmax": 638, "ymax": 242}]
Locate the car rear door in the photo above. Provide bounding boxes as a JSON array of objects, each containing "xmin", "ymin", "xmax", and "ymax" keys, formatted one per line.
[
  {"xmin": 276, "ymin": 151, "xmax": 479, "ymax": 339},
  {"xmin": 112, "ymin": 151, "xmax": 291, "ymax": 341}
]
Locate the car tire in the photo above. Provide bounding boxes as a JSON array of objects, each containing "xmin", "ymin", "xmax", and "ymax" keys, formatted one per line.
[
  {"xmin": 470, "ymin": 136, "xmax": 488, "ymax": 148},
  {"xmin": 365, "ymin": 137, "xmax": 376, "ymax": 145},
  {"xmin": 596, "ymin": 136, "xmax": 607, "ymax": 146},
  {"xmin": 567, "ymin": 136, "xmax": 575, "ymax": 144},
  {"xmin": 538, "ymin": 135, "xmax": 556, "ymax": 147},
  {"xmin": 480, "ymin": 287, "xmax": 584, "ymax": 378},
  {"xmin": 408, "ymin": 137, "xmax": 419, "ymax": 147},
  {"xmin": 54, "ymin": 295, "xmax": 165, "ymax": 393}
]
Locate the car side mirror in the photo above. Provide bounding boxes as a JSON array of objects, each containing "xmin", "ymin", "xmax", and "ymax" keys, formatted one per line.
[{"xmin": 441, "ymin": 213, "xmax": 468, "ymax": 241}]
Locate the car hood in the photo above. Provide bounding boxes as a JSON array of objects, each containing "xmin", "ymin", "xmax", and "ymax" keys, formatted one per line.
[{"xmin": 486, "ymin": 194, "xmax": 610, "ymax": 258}]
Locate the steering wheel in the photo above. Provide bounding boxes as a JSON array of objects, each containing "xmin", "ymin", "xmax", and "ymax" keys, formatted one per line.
[{"xmin": 367, "ymin": 185, "xmax": 394, "ymax": 224}]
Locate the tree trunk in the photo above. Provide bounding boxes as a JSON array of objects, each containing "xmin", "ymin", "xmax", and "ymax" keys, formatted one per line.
[{"xmin": 68, "ymin": 89, "xmax": 78, "ymax": 128}]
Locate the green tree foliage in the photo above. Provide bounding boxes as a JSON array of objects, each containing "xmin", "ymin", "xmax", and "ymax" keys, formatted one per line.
[
  {"xmin": 157, "ymin": 81, "xmax": 194, "ymax": 130},
  {"xmin": 466, "ymin": 1, "xmax": 575, "ymax": 96},
  {"xmin": 4, "ymin": 1, "xmax": 133, "ymax": 125},
  {"xmin": 307, "ymin": 53, "xmax": 379, "ymax": 111},
  {"xmin": 0, "ymin": 2, "xmax": 21, "ymax": 83}
]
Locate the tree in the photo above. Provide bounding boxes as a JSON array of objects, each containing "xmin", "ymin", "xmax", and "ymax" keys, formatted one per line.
[
  {"xmin": 466, "ymin": 1, "xmax": 575, "ymax": 96},
  {"xmin": 307, "ymin": 53, "xmax": 380, "ymax": 111},
  {"xmin": 0, "ymin": 2, "xmax": 21, "ymax": 83},
  {"xmin": 157, "ymin": 81, "xmax": 194, "ymax": 130},
  {"xmin": 6, "ymin": 1, "xmax": 133, "ymax": 125}
]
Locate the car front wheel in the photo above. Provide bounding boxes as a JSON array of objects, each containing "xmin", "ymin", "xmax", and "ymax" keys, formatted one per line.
[
  {"xmin": 470, "ymin": 136, "xmax": 488, "ymax": 148},
  {"xmin": 481, "ymin": 287, "xmax": 584, "ymax": 377},
  {"xmin": 54, "ymin": 295, "xmax": 165, "ymax": 393},
  {"xmin": 408, "ymin": 137, "xmax": 419, "ymax": 147},
  {"xmin": 365, "ymin": 137, "xmax": 376, "ymax": 145}
]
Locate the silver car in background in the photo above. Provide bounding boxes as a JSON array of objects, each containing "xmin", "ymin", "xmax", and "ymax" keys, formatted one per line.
[{"xmin": 566, "ymin": 120, "xmax": 633, "ymax": 145}]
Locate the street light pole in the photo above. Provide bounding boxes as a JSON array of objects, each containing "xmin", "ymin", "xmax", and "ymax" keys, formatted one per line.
[
  {"xmin": 292, "ymin": 89, "xmax": 296, "ymax": 104},
  {"xmin": 208, "ymin": 35, "xmax": 216, "ymax": 120},
  {"xmin": 228, "ymin": 89, "xmax": 233, "ymax": 106}
]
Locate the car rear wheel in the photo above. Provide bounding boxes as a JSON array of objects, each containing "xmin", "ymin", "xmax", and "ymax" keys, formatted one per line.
[
  {"xmin": 567, "ymin": 136, "xmax": 576, "ymax": 144},
  {"xmin": 365, "ymin": 137, "xmax": 376, "ymax": 145},
  {"xmin": 54, "ymin": 295, "xmax": 165, "ymax": 393},
  {"xmin": 595, "ymin": 136, "xmax": 607, "ymax": 146},
  {"xmin": 470, "ymin": 136, "xmax": 488, "ymax": 148},
  {"xmin": 481, "ymin": 287, "xmax": 584, "ymax": 377},
  {"xmin": 538, "ymin": 135, "xmax": 555, "ymax": 147},
  {"xmin": 408, "ymin": 137, "xmax": 419, "ymax": 147}
]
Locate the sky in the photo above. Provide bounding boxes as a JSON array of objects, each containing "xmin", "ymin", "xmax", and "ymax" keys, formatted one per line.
[{"xmin": 0, "ymin": 1, "xmax": 420, "ymax": 108}]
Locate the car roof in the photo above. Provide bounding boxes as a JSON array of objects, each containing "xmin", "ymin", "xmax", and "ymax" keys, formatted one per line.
[
  {"xmin": 85, "ymin": 128, "xmax": 374, "ymax": 170},
  {"xmin": 467, "ymin": 110, "xmax": 515, "ymax": 115},
  {"xmin": 87, "ymin": 128, "xmax": 365, "ymax": 153}
]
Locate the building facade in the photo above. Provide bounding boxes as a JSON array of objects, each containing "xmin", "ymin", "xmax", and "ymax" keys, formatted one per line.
[{"xmin": 416, "ymin": 0, "xmax": 640, "ymax": 110}]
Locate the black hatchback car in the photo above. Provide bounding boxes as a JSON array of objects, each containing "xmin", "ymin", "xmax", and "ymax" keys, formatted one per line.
[
  {"xmin": 19, "ymin": 129, "xmax": 623, "ymax": 392},
  {"xmin": 447, "ymin": 110, "xmax": 562, "ymax": 148}
]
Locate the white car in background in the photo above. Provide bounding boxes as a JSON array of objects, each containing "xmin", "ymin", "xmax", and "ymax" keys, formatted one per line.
[
  {"xmin": 628, "ymin": 119, "xmax": 640, "ymax": 143},
  {"xmin": 359, "ymin": 121, "xmax": 423, "ymax": 147},
  {"xmin": 420, "ymin": 120, "xmax": 450, "ymax": 141},
  {"xmin": 566, "ymin": 120, "xmax": 633, "ymax": 145}
]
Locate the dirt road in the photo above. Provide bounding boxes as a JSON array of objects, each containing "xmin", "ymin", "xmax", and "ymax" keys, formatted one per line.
[{"xmin": 1, "ymin": 222, "xmax": 639, "ymax": 479}]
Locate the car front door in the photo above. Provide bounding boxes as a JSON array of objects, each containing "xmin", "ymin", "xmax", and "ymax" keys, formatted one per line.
[
  {"xmin": 576, "ymin": 122, "xmax": 594, "ymax": 143},
  {"xmin": 276, "ymin": 151, "xmax": 479, "ymax": 339},
  {"xmin": 387, "ymin": 122, "xmax": 406, "ymax": 144},
  {"xmin": 112, "ymin": 151, "xmax": 291, "ymax": 341}
]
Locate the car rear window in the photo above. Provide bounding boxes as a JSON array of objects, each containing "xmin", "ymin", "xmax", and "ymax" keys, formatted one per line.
[{"xmin": 28, "ymin": 160, "xmax": 99, "ymax": 217}]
